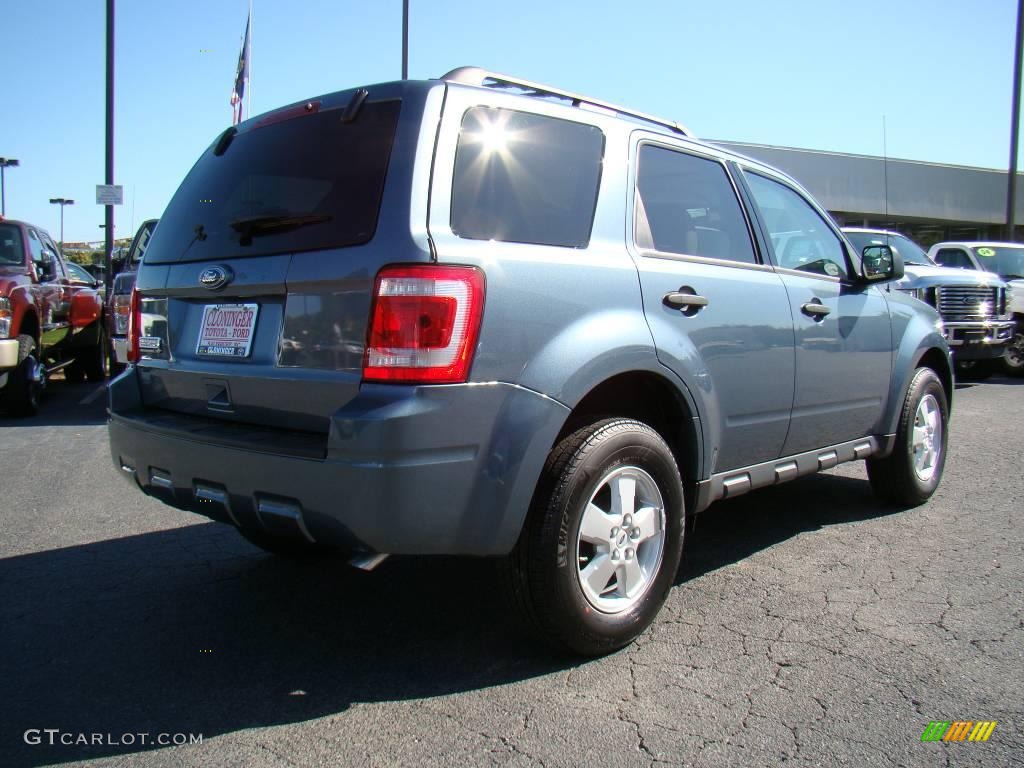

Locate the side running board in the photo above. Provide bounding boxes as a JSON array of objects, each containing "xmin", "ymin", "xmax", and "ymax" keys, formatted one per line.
[{"xmin": 694, "ymin": 435, "xmax": 895, "ymax": 512}]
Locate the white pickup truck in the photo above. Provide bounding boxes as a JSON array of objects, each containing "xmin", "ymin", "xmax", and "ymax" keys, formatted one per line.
[{"xmin": 927, "ymin": 241, "xmax": 1024, "ymax": 377}]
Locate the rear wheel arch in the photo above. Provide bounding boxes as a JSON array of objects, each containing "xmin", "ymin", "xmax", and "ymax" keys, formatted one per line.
[
  {"xmin": 501, "ymin": 416, "xmax": 687, "ymax": 654},
  {"xmin": 555, "ymin": 370, "xmax": 703, "ymax": 511}
]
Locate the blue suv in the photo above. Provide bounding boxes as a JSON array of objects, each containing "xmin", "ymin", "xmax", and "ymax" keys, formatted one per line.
[{"xmin": 108, "ymin": 68, "xmax": 952, "ymax": 654}]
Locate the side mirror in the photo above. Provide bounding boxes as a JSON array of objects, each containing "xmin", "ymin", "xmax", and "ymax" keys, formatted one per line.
[
  {"xmin": 34, "ymin": 255, "xmax": 56, "ymax": 282},
  {"xmin": 859, "ymin": 244, "xmax": 903, "ymax": 283}
]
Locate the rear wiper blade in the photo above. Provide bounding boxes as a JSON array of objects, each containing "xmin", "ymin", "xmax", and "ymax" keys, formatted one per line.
[{"xmin": 229, "ymin": 214, "xmax": 332, "ymax": 244}]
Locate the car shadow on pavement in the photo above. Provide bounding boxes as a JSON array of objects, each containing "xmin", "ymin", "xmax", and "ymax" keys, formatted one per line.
[
  {"xmin": 982, "ymin": 373, "xmax": 1024, "ymax": 386},
  {"xmin": 954, "ymin": 372, "xmax": 1024, "ymax": 390},
  {"xmin": 0, "ymin": 471, "xmax": 902, "ymax": 767},
  {"xmin": 0, "ymin": 380, "xmax": 108, "ymax": 427},
  {"xmin": 679, "ymin": 472, "xmax": 905, "ymax": 583},
  {"xmin": 0, "ymin": 523, "xmax": 568, "ymax": 767}
]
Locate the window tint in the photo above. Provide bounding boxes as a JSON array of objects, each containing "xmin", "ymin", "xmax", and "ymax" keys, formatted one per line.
[
  {"xmin": 0, "ymin": 223, "xmax": 24, "ymax": 265},
  {"xmin": 451, "ymin": 107, "xmax": 604, "ymax": 248},
  {"xmin": 745, "ymin": 172, "xmax": 848, "ymax": 279},
  {"xmin": 934, "ymin": 248, "xmax": 973, "ymax": 269},
  {"xmin": 634, "ymin": 146, "xmax": 756, "ymax": 264},
  {"xmin": 144, "ymin": 99, "xmax": 402, "ymax": 264}
]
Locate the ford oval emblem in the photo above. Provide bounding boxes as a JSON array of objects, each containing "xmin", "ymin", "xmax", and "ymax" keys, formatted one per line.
[{"xmin": 199, "ymin": 265, "xmax": 232, "ymax": 290}]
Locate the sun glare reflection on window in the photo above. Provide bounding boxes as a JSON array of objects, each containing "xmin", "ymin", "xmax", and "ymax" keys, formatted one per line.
[{"xmin": 464, "ymin": 111, "xmax": 518, "ymax": 158}]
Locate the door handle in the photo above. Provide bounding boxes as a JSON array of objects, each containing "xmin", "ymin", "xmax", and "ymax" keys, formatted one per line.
[
  {"xmin": 801, "ymin": 301, "xmax": 831, "ymax": 319},
  {"xmin": 664, "ymin": 291, "xmax": 709, "ymax": 312}
]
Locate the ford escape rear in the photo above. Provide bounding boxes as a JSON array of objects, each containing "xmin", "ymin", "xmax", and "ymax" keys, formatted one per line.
[{"xmin": 109, "ymin": 68, "xmax": 952, "ymax": 655}]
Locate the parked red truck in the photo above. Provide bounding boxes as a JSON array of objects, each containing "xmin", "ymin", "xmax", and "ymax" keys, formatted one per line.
[{"xmin": 0, "ymin": 216, "xmax": 105, "ymax": 415}]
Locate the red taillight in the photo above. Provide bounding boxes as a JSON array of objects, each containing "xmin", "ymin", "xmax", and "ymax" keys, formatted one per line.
[
  {"xmin": 126, "ymin": 287, "xmax": 141, "ymax": 363},
  {"xmin": 363, "ymin": 265, "xmax": 485, "ymax": 384}
]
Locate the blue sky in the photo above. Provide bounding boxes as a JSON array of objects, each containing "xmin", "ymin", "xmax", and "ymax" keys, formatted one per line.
[{"xmin": 1, "ymin": 0, "xmax": 1020, "ymax": 242}]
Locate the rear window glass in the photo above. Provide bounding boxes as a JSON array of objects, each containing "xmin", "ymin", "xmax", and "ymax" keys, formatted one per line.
[
  {"xmin": 451, "ymin": 107, "xmax": 604, "ymax": 248},
  {"xmin": 144, "ymin": 100, "xmax": 401, "ymax": 264},
  {"xmin": 0, "ymin": 224, "xmax": 24, "ymax": 265}
]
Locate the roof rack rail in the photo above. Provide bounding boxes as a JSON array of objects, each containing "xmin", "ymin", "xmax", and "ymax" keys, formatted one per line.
[{"xmin": 440, "ymin": 66, "xmax": 692, "ymax": 138}]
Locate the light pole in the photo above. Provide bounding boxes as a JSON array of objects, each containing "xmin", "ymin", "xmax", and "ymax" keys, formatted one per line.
[
  {"xmin": 1008, "ymin": 0, "xmax": 1024, "ymax": 239},
  {"xmin": 0, "ymin": 157, "xmax": 19, "ymax": 216},
  {"xmin": 49, "ymin": 198, "xmax": 75, "ymax": 247},
  {"xmin": 402, "ymin": 0, "xmax": 409, "ymax": 79},
  {"xmin": 105, "ymin": 0, "xmax": 116, "ymax": 296}
]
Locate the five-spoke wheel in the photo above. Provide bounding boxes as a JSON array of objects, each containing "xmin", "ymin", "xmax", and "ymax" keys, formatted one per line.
[
  {"xmin": 868, "ymin": 367, "xmax": 948, "ymax": 506},
  {"xmin": 501, "ymin": 418, "xmax": 684, "ymax": 656},
  {"xmin": 576, "ymin": 466, "xmax": 666, "ymax": 614}
]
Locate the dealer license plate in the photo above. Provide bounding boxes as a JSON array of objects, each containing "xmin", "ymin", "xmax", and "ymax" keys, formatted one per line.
[{"xmin": 196, "ymin": 303, "xmax": 259, "ymax": 358}]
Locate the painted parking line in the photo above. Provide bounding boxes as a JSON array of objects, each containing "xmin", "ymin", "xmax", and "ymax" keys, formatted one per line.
[{"xmin": 79, "ymin": 384, "xmax": 108, "ymax": 406}]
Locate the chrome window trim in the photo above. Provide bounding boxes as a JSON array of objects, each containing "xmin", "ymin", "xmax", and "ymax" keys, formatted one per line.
[
  {"xmin": 773, "ymin": 265, "xmax": 843, "ymax": 284},
  {"xmin": 635, "ymin": 246, "xmax": 775, "ymax": 273}
]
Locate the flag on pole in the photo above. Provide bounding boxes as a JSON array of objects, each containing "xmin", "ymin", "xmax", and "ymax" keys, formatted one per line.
[{"xmin": 230, "ymin": 14, "xmax": 251, "ymax": 125}]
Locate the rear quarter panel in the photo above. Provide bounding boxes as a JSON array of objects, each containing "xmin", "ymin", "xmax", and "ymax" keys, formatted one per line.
[
  {"xmin": 426, "ymin": 85, "xmax": 711, "ymax": 477},
  {"xmin": 426, "ymin": 84, "xmax": 659, "ymax": 394}
]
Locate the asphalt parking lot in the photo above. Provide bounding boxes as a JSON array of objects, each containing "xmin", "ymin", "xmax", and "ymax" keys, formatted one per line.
[{"xmin": 0, "ymin": 374, "xmax": 1021, "ymax": 768}]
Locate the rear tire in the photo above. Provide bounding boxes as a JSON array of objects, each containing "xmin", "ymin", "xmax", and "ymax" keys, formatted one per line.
[
  {"xmin": 6, "ymin": 335, "xmax": 44, "ymax": 417},
  {"xmin": 81, "ymin": 327, "xmax": 107, "ymax": 382},
  {"xmin": 500, "ymin": 418, "xmax": 685, "ymax": 656},
  {"xmin": 867, "ymin": 367, "xmax": 948, "ymax": 507}
]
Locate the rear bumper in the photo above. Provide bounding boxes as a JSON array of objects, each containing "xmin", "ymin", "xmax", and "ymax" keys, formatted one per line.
[
  {"xmin": 108, "ymin": 372, "xmax": 568, "ymax": 556},
  {"xmin": 942, "ymin": 320, "xmax": 1014, "ymax": 360}
]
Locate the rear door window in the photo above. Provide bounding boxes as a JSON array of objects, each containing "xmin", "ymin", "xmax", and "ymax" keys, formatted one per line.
[
  {"xmin": 634, "ymin": 145, "xmax": 757, "ymax": 265},
  {"xmin": 451, "ymin": 107, "xmax": 604, "ymax": 248},
  {"xmin": 144, "ymin": 99, "xmax": 402, "ymax": 264}
]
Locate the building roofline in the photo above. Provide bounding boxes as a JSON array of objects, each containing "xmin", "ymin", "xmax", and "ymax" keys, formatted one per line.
[{"xmin": 709, "ymin": 139, "xmax": 1023, "ymax": 176}]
